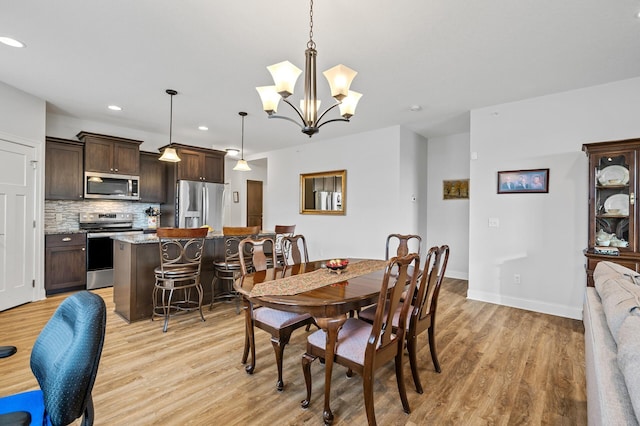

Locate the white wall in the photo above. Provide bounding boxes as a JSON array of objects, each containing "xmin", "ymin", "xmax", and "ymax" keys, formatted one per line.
[
  {"xmin": 0, "ymin": 81, "xmax": 46, "ymax": 300},
  {"xmin": 469, "ymin": 76, "xmax": 640, "ymax": 319},
  {"xmin": 224, "ymin": 158, "xmax": 268, "ymax": 227},
  {"xmin": 426, "ymin": 132, "xmax": 470, "ymax": 279},
  {"xmin": 264, "ymin": 126, "xmax": 425, "ymax": 261}
]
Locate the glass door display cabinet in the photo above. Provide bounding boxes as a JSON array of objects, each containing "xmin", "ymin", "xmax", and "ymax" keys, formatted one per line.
[{"xmin": 583, "ymin": 138, "xmax": 640, "ymax": 286}]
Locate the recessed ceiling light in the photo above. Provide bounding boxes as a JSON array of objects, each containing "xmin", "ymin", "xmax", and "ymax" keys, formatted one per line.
[
  {"xmin": 107, "ymin": 105, "xmax": 122, "ymax": 111},
  {"xmin": 225, "ymin": 148, "xmax": 240, "ymax": 156},
  {"xmin": 409, "ymin": 105, "xmax": 422, "ymax": 112},
  {"xmin": 0, "ymin": 37, "xmax": 25, "ymax": 48},
  {"xmin": 198, "ymin": 126, "xmax": 209, "ymax": 131}
]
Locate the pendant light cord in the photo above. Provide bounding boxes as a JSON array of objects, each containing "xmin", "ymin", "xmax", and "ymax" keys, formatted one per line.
[{"xmin": 307, "ymin": 0, "xmax": 315, "ymax": 49}]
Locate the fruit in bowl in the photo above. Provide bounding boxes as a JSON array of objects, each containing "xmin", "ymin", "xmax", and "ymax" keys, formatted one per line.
[{"xmin": 326, "ymin": 259, "xmax": 349, "ymax": 272}]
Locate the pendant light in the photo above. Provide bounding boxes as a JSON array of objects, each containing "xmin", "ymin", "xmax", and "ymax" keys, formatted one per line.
[
  {"xmin": 233, "ymin": 112, "xmax": 251, "ymax": 171},
  {"xmin": 159, "ymin": 89, "xmax": 181, "ymax": 162}
]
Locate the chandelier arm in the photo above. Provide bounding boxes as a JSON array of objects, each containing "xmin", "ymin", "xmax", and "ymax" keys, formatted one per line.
[
  {"xmin": 316, "ymin": 117, "xmax": 350, "ymax": 129},
  {"xmin": 315, "ymin": 102, "xmax": 342, "ymax": 126},
  {"xmin": 281, "ymin": 97, "xmax": 308, "ymax": 125},
  {"xmin": 268, "ymin": 114, "xmax": 305, "ymax": 130}
]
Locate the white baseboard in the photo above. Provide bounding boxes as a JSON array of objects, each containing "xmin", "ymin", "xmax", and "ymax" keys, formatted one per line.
[
  {"xmin": 467, "ymin": 289, "xmax": 583, "ymax": 320},
  {"xmin": 445, "ymin": 270, "xmax": 469, "ymax": 280}
]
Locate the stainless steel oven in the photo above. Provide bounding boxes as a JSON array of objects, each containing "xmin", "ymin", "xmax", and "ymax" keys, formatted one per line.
[{"xmin": 80, "ymin": 213, "xmax": 143, "ymax": 289}]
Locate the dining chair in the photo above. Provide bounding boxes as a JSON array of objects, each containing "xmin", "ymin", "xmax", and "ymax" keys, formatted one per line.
[
  {"xmin": 281, "ymin": 234, "xmax": 309, "ymax": 267},
  {"xmin": 274, "ymin": 224, "xmax": 296, "ymax": 266},
  {"xmin": 359, "ymin": 245, "xmax": 450, "ymax": 394},
  {"xmin": 152, "ymin": 227, "xmax": 208, "ymax": 332},
  {"xmin": 0, "ymin": 291, "xmax": 106, "ymax": 426},
  {"xmin": 238, "ymin": 237, "xmax": 315, "ymax": 391},
  {"xmin": 210, "ymin": 226, "xmax": 260, "ymax": 312},
  {"xmin": 301, "ymin": 253, "xmax": 420, "ymax": 425},
  {"xmin": 386, "ymin": 233, "xmax": 422, "ymax": 283}
]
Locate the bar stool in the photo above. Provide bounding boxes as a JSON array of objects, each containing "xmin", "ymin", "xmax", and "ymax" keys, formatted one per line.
[
  {"xmin": 152, "ymin": 227, "xmax": 208, "ymax": 332},
  {"xmin": 210, "ymin": 226, "xmax": 260, "ymax": 312}
]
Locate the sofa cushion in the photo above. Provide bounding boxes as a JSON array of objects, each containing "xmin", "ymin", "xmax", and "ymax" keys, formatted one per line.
[
  {"xmin": 617, "ymin": 315, "xmax": 640, "ymax": 421},
  {"xmin": 584, "ymin": 288, "xmax": 639, "ymax": 425},
  {"xmin": 593, "ymin": 263, "xmax": 640, "ymax": 344}
]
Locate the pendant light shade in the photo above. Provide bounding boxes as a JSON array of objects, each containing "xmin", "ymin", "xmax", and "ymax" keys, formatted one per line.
[
  {"xmin": 159, "ymin": 89, "xmax": 181, "ymax": 162},
  {"xmin": 233, "ymin": 112, "xmax": 251, "ymax": 172}
]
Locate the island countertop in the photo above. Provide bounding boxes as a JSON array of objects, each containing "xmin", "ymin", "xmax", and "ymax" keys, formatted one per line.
[{"xmin": 112, "ymin": 230, "xmax": 275, "ymax": 322}]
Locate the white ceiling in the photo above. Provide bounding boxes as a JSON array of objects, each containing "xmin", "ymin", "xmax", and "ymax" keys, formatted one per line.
[{"xmin": 1, "ymin": 0, "xmax": 640, "ymax": 156}]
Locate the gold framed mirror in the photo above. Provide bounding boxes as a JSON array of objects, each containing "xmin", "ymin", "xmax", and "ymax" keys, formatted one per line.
[{"xmin": 300, "ymin": 170, "xmax": 346, "ymax": 215}]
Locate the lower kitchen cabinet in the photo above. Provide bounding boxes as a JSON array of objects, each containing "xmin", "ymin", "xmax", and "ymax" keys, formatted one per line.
[{"xmin": 45, "ymin": 233, "xmax": 86, "ymax": 295}]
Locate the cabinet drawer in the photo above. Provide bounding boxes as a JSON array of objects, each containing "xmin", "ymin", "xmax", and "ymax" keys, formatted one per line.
[{"xmin": 45, "ymin": 233, "xmax": 86, "ymax": 248}]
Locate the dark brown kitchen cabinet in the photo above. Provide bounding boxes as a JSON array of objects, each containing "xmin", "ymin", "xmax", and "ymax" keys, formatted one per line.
[
  {"xmin": 45, "ymin": 137, "xmax": 84, "ymax": 200},
  {"xmin": 162, "ymin": 144, "xmax": 225, "ymax": 183},
  {"xmin": 77, "ymin": 131, "xmax": 142, "ymax": 175},
  {"xmin": 45, "ymin": 233, "xmax": 86, "ymax": 295},
  {"xmin": 139, "ymin": 152, "xmax": 166, "ymax": 203}
]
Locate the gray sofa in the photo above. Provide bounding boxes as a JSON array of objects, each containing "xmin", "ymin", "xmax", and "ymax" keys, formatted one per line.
[{"xmin": 585, "ymin": 261, "xmax": 640, "ymax": 425}]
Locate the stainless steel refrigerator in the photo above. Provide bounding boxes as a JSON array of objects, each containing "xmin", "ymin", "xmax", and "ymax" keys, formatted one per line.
[{"xmin": 175, "ymin": 180, "xmax": 226, "ymax": 230}]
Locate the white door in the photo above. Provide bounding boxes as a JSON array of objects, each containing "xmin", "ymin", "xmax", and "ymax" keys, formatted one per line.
[{"xmin": 0, "ymin": 139, "xmax": 36, "ymax": 311}]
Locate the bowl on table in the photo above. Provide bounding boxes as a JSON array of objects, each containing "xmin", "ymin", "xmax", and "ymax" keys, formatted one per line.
[{"xmin": 326, "ymin": 259, "xmax": 349, "ymax": 273}]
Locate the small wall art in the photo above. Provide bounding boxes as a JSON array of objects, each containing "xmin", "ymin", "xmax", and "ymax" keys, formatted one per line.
[
  {"xmin": 497, "ymin": 168, "xmax": 549, "ymax": 194},
  {"xmin": 443, "ymin": 179, "xmax": 470, "ymax": 200}
]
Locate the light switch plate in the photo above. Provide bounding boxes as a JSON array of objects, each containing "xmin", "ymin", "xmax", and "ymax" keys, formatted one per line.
[{"xmin": 488, "ymin": 217, "xmax": 499, "ymax": 228}]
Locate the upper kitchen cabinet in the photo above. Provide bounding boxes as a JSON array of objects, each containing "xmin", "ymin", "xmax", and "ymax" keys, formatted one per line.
[
  {"xmin": 163, "ymin": 144, "xmax": 225, "ymax": 183},
  {"xmin": 139, "ymin": 152, "xmax": 166, "ymax": 203},
  {"xmin": 45, "ymin": 137, "xmax": 84, "ymax": 200},
  {"xmin": 77, "ymin": 131, "xmax": 142, "ymax": 175}
]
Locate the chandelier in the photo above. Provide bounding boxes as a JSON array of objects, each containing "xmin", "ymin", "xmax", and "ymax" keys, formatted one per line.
[{"xmin": 256, "ymin": 0, "xmax": 362, "ymax": 137}]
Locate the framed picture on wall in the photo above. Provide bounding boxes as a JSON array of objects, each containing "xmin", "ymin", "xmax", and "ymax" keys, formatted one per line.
[
  {"xmin": 443, "ymin": 179, "xmax": 469, "ymax": 199},
  {"xmin": 497, "ymin": 168, "xmax": 549, "ymax": 194}
]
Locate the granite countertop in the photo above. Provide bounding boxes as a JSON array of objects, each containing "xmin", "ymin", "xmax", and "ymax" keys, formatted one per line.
[
  {"xmin": 114, "ymin": 231, "xmax": 275, "ymax": 244},
  {"xmin": 44, "ymin": 229, "xmax": 87, "ymax": 236}
]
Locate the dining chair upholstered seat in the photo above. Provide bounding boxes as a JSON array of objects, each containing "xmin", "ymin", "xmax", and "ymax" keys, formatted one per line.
[
  {"xmin": 301, "ymin": 253, "xmax": 420, "ymax": 425},
  {"xmin": 0, "ymin": 291, "xmax": 107, "ymax": 426},
  {"xmin": 152, "ymin": 227, "xmax": 208, "ymax": 332},
  {"xmin": 359, "ymin": 245, "xmax": 450, "ymax": 394},
  {"xmin": 274, "ymin": 224, "xmax": 296, "ymax": 266},
  {"xmin": 239, "ymin": 237, "xmax": 314, "ymax": 391},
  {"xmin": 210, "ymin": 226, "xmax": 260, "ymax": 312}
]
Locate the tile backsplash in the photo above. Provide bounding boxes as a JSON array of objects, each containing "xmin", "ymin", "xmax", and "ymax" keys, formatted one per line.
[{"xmin": 45, "ymin": 200, "xmax": 161, "ymax": 232}]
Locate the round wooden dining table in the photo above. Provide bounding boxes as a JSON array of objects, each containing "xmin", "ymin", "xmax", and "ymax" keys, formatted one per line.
[{"xmin": 234, "ymin": 259, "xmax": 387, "ymax": 425}]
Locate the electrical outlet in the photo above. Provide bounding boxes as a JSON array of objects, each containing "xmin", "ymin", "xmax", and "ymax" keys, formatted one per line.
[
  {"xmin": 488, "ymin": 217, "xmax": 499, "ymax": 228},
  {"xmin": 56, "ymin": 213, "xmax": 63, "ymax": 222},
  {"xmin": 513, "ymin": 274, "xmax": 521, "ymax": 284}
]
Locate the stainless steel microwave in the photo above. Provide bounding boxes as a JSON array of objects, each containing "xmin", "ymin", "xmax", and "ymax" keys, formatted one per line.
[{"xmin": 84, "ymin": 172, "xmax": 140, "ymax": 200}]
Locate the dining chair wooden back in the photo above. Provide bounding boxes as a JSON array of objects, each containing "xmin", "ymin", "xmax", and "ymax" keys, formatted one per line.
[
  {"xmin": 274, "ymin": 224, "xmax": 296, "ymax": 266},
  {"xmin": 301, "ymin": 253, "xmax": 420, "ymax": 425},
  {"xmin": 406, "ymin": 244, "xmax": 450, "ymax": 393},
  {"xmin": 152, "ymin": 227, "xmax": 208, "ymax": 332},
  {"xmin": 281, "ymin": 234, "xmax": 309, "ymax": 266},
  {"xmin": 385, "ymin": 234, "xmax": 422, "ymax": 259},
  {"xmin": 210, "ymin": 226, "xmax": 260, "ymax": 311},
  {"xmin": 386, "ymin": 234, "xmax": 422, "ymax": 283},
  {"xmin": 238, "ymin": 237, "xmax": 314, "ymax": 391}
]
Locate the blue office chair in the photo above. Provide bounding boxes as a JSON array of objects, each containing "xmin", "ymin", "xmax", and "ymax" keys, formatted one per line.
[{"xmin": 0, "ymin": 291, "xmax": 107, "ymax": 426}]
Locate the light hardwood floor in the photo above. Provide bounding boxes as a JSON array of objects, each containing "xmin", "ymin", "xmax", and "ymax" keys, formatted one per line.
[{"xmin": 0, "ymin": 279, "xmax": 586, "ymax": 425}]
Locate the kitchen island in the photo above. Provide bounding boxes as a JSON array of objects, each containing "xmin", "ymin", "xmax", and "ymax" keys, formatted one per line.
[{"xmin": 112, "ymin": 231, "xmax": 273, "ymax": 323}]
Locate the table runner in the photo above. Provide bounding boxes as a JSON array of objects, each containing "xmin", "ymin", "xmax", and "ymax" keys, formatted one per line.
[{"xmin": 249, "ymin": 259, "xmax": 388, "ymax": 297}]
